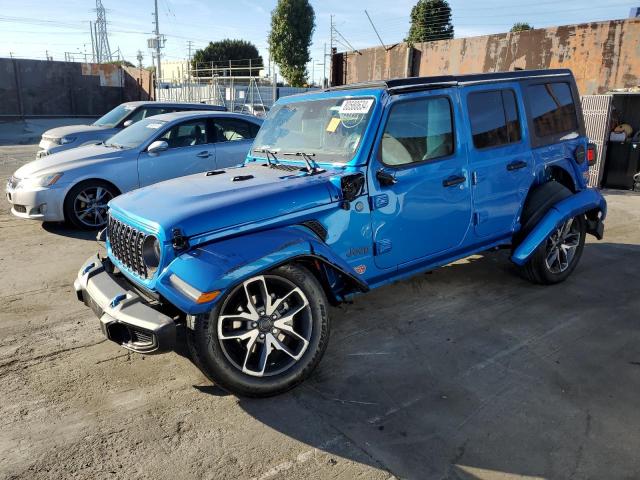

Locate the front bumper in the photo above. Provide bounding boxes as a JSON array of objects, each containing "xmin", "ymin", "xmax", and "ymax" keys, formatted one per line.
[
  {"xmin": 5, "ymin": 183, "xmax": 66, "ymax": 222},
  {"xmin": 74, "ymin": 255, "xmax": 176, "ymax": 354}
]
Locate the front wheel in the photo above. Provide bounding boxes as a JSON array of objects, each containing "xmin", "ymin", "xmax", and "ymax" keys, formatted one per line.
[
  {"xmin": 187, "ymin": 264, "xmax": 329, "ymax": 397},
  {"xmin": 520, "ymin": 214, "xmax": 586, "ymax": 285},
  {"xmin": 63, "ymin": 180, "xmax": 117, "ymax": 229}
]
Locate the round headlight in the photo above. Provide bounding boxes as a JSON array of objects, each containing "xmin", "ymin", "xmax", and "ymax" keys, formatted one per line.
[{"xmin": 142, "ymin": 235, "xmax": 161, "ymax": 275}]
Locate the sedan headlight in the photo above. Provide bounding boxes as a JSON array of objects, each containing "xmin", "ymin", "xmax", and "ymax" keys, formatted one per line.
[
  {"xmin": 18, "ymin": 173, "xmax": 64, "ymax": 189},
  {"xmin": 142, "ymin": 235, "xmax": 161, "ymax": 275},
  {"xmin": 60, "ymin": 136, "xmax": 76, "ymax": 145}
]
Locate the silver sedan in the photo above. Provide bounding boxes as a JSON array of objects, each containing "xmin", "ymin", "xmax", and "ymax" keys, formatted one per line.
[{"xmin": 6, "ymin": 111, "xmax": 262, "ymax": 229}]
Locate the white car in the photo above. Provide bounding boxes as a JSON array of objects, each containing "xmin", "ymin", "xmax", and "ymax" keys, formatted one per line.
[{"xmin": 6, "ymin": 111, "xmax": 262, "ymax": 229}]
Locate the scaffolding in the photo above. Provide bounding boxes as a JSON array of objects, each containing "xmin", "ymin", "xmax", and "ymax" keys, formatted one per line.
[{"xmin": 156, "ymin": 63, "xmax": 316, "ymax": 110}]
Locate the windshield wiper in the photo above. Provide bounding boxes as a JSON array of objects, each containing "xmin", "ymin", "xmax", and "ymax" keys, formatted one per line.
[
  {"xmin": 282, "ymin": 151, "xmax": 321, "ymax": 174},
  {"xmin": 104, "ymin": 142, "xmax": 125, "ymax": 149},
  {"xmin": 253, "ymin": 147, "xmax": 280, "ymax": 167}
]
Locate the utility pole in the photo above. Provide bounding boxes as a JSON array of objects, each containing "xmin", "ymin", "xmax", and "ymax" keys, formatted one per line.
[
  {"xmin": 329, "ymin": 15, "xmax": 335, "ymax": 87},
  {"xmin": 186, "ymin": 40, "xmax": 194, "ymax": 81},
  {"xmin": 153, "ymin": 0, "xmax": 163, "ymax": 80},
  {"xmin": 89, "ymin": 21, "xmax": 95, "ymax": 62},
  {"xmin": 136, "ymin": 50, "xmax": 144, "ymax": 69},
  {"xmin": 322, "ymin": 43, "xmax": 327, "ymax": 88}
]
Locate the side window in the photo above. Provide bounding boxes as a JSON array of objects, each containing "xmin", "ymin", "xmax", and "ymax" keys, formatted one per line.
[
  {"xmin": 125, "ymin": 106, "xmax": 170, "ymax": 124},
  {"xmin": 381, "ymin": 97, "xmax": 454, "ymax": 166},
  {"xmin": 214, "ymin": 119, "xmax": 258, "ymax": 142},
  {"xmin": 468, "ymin": 90, "xmax": 522, "ymax": 149},
  {"xmin": 527, "ymin": 82, "xmax": 578, "ymax": 138},
  {"xmin": 158, "ymin": 120, "xmax": 209, "ymax": 148}
]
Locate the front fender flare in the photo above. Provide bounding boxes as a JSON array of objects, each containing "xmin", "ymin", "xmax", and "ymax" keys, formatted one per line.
[
  {"xmin": 156, "ymin": 226, "xmax": 369, "ymax": 314},
  {"xmin": 511, "ymin": 188, "xmax": 607, "ymax": 266}
]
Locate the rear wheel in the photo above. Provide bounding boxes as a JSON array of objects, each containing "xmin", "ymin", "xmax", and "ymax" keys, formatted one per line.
[
  {"xmin": 64, "ymin": 180, "xmax": 117, "ymax": 229},
  {"xmin": 521, "ymin": 214, "xmax": 586, "ymax": 284},
  {"xmin": 187, "ymin": 264, "xmax": 329, "ymax": 397}
]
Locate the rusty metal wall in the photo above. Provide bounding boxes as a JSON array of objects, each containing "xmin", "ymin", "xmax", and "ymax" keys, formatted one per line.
[{"xmin": 340, "ymin": 19, "xmax": 640, "ymax": 95}]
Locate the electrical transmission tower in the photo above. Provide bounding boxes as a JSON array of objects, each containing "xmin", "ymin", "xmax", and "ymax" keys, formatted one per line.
[{"xmin": 93, "ymin": 0, "xmax": 112, "ymax": 63}]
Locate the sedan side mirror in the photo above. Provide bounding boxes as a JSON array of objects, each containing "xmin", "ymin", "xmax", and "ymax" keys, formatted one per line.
[
  {"xmin": 147, "ymin": 140, "xmax": 169, "ymax": 154},
  {"xmin": 122, "ymin": 120, "xmax": 134, "ymax": 127}
]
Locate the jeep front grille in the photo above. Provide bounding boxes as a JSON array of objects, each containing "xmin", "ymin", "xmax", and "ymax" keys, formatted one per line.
[{"xmin": 107, "ymin": 216, "xmax": 149, "ymax": 279}]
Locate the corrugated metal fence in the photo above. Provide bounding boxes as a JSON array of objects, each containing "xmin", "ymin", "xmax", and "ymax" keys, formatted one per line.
[{"xmin": 581, "ymin": 95, "xmax": 613, "ymax": 187}]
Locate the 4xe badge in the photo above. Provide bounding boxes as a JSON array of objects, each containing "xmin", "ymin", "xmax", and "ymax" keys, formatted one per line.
[{"xmin": 354, "ymin": 265, "xmax": 367, "ymax": 275}]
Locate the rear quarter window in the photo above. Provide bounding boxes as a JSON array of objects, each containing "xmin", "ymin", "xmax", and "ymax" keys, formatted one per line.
[{"xmin": 527, "ymin": 82, "xmax": 578, "ymax": 139}]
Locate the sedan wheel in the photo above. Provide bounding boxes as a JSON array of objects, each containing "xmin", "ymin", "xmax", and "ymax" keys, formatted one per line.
[{"xmin": 64, "ymin": 181, "xmax": 118, "ymax": 230}]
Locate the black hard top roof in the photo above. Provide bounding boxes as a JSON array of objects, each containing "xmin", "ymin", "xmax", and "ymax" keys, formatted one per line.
[{"xmin": 329, "ymin": 69, "xmax": 574, "ymax": 94}]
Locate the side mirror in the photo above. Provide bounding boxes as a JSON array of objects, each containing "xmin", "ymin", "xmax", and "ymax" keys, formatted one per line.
[
  {"xmin": 376, "ymin": 169, "xmax": 397, "ymax": 187},
  {"xmin": 123, "ymin": 120, "xmax": 134, "ymax": 127},
  {"xmin": 147, "ymin": 140, "xmax": 168, "ymax": 154}
]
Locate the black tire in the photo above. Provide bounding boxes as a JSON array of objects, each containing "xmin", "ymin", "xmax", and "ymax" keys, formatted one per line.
[
  {"xmin": 521, "ymin": 213, "xmax": 586, "ymax": 285},
  {"xmin": 516, "ymin": 181, "xmax": 573, "ymax": 244},
  {"xmin": 63, "ymin": 180, "xmax": 118, "ymax": 230},
  {"xmin": 187, "ymin": 264, "xmax": 329, "ymax": 397}
]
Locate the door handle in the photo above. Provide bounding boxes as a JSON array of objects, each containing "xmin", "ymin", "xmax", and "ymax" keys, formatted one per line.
[
  {"xmin": 507, "ymin": 160, "xmax": 527, "ymax": 171},
  {"xmin": 196, "ymin": 151, "xmax": 210, "ymax": 158},
  {"xmin": 442, "ymin": 175, "xmax": 466, "ymax": 187}
]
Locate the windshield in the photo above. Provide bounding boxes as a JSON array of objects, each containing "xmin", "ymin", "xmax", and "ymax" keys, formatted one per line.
[
  {"xmin": 93, "ymin": 103, "xmax": 137, "ymax": 127},
  {"xmin": 105, "ymin": 118, "xmax": 167, "ymax": 149},
  {"xmin": 253, "ymin": 96, "xmax": 375, "ymax": 163}
]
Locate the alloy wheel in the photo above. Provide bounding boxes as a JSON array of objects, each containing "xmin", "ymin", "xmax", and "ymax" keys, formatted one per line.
[
  {"xmin": 217, "ymin": 275, "xmax": 313, "ymax": 377},
  {"xmin": 73, "ymin": 186, "xmax": 113, "ymax": 228},
  {"xmin": 544, "ymin": 217, "xmax": 581, "ymax": 274}
]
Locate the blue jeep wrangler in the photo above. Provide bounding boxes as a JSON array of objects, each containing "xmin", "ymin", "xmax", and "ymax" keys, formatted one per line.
[{"xmin": 75, "ymin": 69, "xmax": 606, "ymax": 397}]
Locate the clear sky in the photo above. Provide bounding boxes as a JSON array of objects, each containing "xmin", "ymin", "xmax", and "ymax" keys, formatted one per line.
[{"xmin": 0, "ymin": 0, "xmax": 637, "ymax": 81}]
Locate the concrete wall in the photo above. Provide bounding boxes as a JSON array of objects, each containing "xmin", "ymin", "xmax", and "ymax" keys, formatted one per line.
[
  {"xmin": 0, "ymin": 59, "xmax": 154, "ymax": 118},
  {"xmin": 338, "ymin": 19, "xmax": 640, "ymax": 95}
]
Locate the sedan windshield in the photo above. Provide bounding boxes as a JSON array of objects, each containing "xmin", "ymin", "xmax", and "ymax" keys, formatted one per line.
[
  {"xmin": 93, "ymin": 103, "xmax": 137, "ymax": 127},
  {"xmin": 253, "ymin": 96, "xmax": 375, "ymax": 164},
  {"xmin": 104, "ymin": 118, "xmax": 167, "ymax": 149}
]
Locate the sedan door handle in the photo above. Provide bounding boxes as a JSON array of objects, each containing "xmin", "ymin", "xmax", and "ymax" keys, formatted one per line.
[
  {"xmin": 442, "ymin": 175, "xmax": 466, "ymax": 187},
  {"xmin": 507, "ymin": 160, "xmax": 528, "ymax": 171},
  {"xmin": 196, "ymin": 151, "xmax": 210, "ymax": 158}
]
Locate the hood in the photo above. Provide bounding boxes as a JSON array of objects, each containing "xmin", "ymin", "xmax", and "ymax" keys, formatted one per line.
[
  {"xmin": 110, "ymin": 162, "xmax": 343, "ymax": 239},
  {"xmin": 14, "ymin": 144, "xmax": 128, "ymax": 179},
  {"xmin": 43, "ymin": 124, "xmax": 112, "ymax": 139}
]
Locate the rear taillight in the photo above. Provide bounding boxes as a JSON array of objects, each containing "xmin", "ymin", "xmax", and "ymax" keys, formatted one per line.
[{"xmin": 587, "ymin": 143, "xmax": 596, "ymax": 166}]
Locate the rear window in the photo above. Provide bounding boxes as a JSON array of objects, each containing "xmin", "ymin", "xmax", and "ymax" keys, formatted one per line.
[
  {"xmin": 527, "ymin": 82, "xmax": 578, "ymax": 139},
  {"xmin": 468, "ymin": 90, "xmax": 522, "ymax": 149}
]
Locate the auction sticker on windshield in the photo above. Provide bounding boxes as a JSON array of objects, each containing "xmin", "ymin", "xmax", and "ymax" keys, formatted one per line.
[{"xmin": 339, "ymin": 99, "xmax": 374, "ymax": 115}]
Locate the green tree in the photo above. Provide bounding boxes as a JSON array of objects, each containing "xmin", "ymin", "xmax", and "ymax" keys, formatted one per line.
[
  {"xmin": 191, "ymin": 39, "xmax": 263, "ymax": 77},
  {"xmin": 405, "ymin": 0, "xmax": 454, "ymax": 45},
  {"xmin": 106, "ymin": 60, "xmax": 135, "ymax": 68},
  {"xmin": 511, "ymin": 22, "xmax": 534, "ymax": 32},
  {"xmin": 268, "ymin": 0, "xmax": 315, "ymax": 87}
]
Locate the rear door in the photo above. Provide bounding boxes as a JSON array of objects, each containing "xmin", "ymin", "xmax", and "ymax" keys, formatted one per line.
[
  {"xmin": 462, "ymin": 84, "xmax": 533, "ymax": 237},
  {"xmin": 369, "ymin": 88, "xmax": 472, "ymax": 269},
  {"xmin": 211, "ymin": 117, "xmax": 261, "ymax": 168},
  {"xmin": 137, "ymin": 118, "xmax": 216, "ymax": 186}
]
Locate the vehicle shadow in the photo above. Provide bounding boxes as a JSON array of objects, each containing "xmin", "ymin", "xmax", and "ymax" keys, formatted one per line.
[
  {"xmin": 193, "ymin": 242, "xmax": 640, "ymax": 479},
  {"xmin": 42, "ymin": 221, "xmax": 99, "ymax": 241}
]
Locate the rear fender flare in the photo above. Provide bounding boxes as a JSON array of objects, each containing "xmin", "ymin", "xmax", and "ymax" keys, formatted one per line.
[
  {"xmin": 156, "ymin": 226, "xmax": 369, "ymax": 314},
  {"xmin": 511, "ymin": 189, "xmax": 607, "ymax": 266}
]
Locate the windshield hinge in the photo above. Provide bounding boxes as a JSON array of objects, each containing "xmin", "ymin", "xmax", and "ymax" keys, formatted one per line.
[{"xmin": 172, "ymin": 228, "xmax": 189, "ymax": 250}]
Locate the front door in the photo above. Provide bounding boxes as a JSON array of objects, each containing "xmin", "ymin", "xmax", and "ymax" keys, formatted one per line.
[
  {"xmin": 370, "ymin": 89, "xmax": 472, "ymax": 270},
  {"xmin": 137, "ymin": 118, "xmax": 216, "ymax": 187},
  {"xmin": 463, "ymin": 85, "xmax": 533, "ymax": 237}
]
